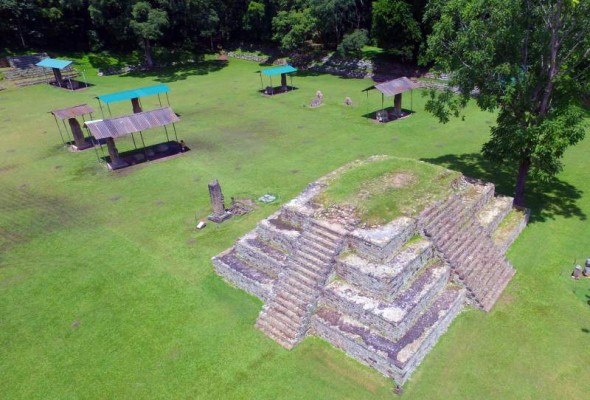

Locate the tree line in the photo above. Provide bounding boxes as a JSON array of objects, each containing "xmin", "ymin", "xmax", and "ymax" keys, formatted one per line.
[
  {"xmin": 1, "ymin": 0, "xmax": 588, "ymax": 206},
  {"xmin": 0, "ymin": 1, "xmax": 427, "ymax": 64}
]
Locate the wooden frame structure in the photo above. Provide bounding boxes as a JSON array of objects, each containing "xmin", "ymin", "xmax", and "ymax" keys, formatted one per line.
[
  {"xmin": 259, "ymin": 65, "xmax": 297, "ymax": 95},
  {"xmin": 49, "ymin": 104, "xmax": 95, "ymax": 150},
  {"xmin": 84, "ymin": 107, "xmax": 181, "ymax": 170},
  {"xmin": 362, "ymin": 77, "xmax": 416, "ymax": 122}
]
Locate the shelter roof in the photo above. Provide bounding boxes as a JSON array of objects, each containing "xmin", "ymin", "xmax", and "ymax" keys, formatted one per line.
[
  {"xmin": 97, "ymin": 84, "xmax": 170, "ymax": 104},
  {"xmin": 36, "ymin": 58, "xmax": 73, "ymax": 69},
  {"xmin": 362, "ymin": 77, "xmax": 415, "ymax": 96},
  {"xmin": 49, "ymin": 104, "xmax": 94, "ymax": 120},
  {"xmin": 260, "ymin": 65, "xmax": 297, "ymax": 76},
  {"xmin": 84, "ymin": 107, "xmax": 179, "ymax": 140}
]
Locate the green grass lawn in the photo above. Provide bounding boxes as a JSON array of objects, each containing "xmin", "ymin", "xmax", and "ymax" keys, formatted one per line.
[
  {"xmin": 1, "ymin": 56, "xmax": 589, "ymax": 399},
  {"xmin": 317, "ymin": 156, "xmax": 460, "ymax": 224}
]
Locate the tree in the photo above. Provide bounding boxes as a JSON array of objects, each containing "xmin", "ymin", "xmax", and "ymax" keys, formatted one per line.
[
  {"xmin": 337, "ymin": 28, "xmax": 368, "ymax": 56},
  {"xmin": 130, "ymin": 1, "xmax": 168, "ymax": 68},
  {"xmin": 272, "ymin": 8, "xmax": 317, "ymax": 51},
  {"xmin": 0, "ymin": 0, "xmax": 37, "ymax": 48},
  {"xmin": 243, "ymin": 1, "xmax": 267, "ymax": 40},
  {"xmin": 371, "ymin": 0, "xmax": 422, "ymax": 60},
  {"xmin": 310, "ymin": 0, "xmax": 357, "ymax": 45},
  {"xmin": 423, "ymin": 0, "xmax": 590, "ymax": 206}
]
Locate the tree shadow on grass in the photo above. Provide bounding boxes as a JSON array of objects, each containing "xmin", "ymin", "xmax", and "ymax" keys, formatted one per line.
[
  {"xmin": 421, "ymin": 153, "xmax": 586, "ymax": 223},
  {"xmin": 123, "ymin": 60, "xmax": 228, "ymax": 83}
]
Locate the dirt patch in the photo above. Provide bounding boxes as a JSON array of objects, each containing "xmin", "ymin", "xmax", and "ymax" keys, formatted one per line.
[
  {"xmin": 359, "ymin": 171, "xmax": 417, "ymax": 200},
  {"xmin": 0, "ymin": 164, "xmax": 17, "ymax": 173}
]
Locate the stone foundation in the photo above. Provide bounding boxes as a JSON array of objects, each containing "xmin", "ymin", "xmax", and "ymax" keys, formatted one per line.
[{"xmin": 211, "ymin": 158, "xmax": 527, "ymax": 385}]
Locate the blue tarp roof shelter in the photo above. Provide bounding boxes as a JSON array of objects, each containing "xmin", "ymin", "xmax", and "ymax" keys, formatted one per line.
[
  {"xmin": 259, "ymin": 65, "xmax": 297, "ymax": 95},
  {"xmin": 260, "ymin": 65, "xmax": 297, "ymax": 76},
  {"xmin": 35, "ymin": 58, "xmax": 83, "ymax": 90},
  {"xmin": 97, "ymin": 84, "xmax": 170, "ymax": 104},
  {"xmin": 96, "ymin": 84, "xmax": 171, "ymax": 117},
  {"xmin": 36, "ymin": 58, "xmax": 73, "ymax": 69}
]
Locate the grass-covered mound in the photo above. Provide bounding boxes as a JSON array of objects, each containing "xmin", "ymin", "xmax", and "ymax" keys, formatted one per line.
[{"xmin": 316, "ymin": 157, "xmax": 460, "ymax": 225}]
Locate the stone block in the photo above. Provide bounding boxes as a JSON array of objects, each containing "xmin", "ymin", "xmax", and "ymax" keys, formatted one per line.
[
  {"xmin": 348, "ymin": 217, "xmax": 418, "ymax": 263},
  {"xmin": 212, "ymin": 249, "xmax": 274, "ymax": 302},
  {"xmin": 322, "ymin": 260, "xmax": 449, "ymax": 341},
  {"xmin": 256, "ymin": 213, "xmax": 301, "ymax": 254},
  {"xmin": 336, "ymin": 238, "xmax": 434, "ymax": 300},
  {"xmin": 312, "ymin": 286, "xmax": 465, "ymax": 384},
  {"xmin": 234, "ymin": 232, "xmax": 287, "ymax": 278}
]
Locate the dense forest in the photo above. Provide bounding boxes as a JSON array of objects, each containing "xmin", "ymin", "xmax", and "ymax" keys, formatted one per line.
[{"xmin": 0, "ymin": 0, "xmax": 428, "ymax": 63}]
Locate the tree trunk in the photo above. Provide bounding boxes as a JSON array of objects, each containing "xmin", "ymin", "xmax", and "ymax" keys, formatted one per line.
[
  {"xmin": 143, "ymin": 38, "xmax": 154, "ymax": 69},
  {"xmin": 513, "ymin": 158, "xmax": 531, "ymax": 207},
  {"xmin": 17, "ymin": 23, "xmax": 26, "ymax": 48}
]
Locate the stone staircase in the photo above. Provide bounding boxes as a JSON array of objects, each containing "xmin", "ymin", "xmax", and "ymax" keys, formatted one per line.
[
  {"xmin": 255, "ymin": 220, "xmax": 347, "ymax": 349},
  {"xmin": 420, "ymin": 188, "xmax": 515, "ymax": 311},
  {"xmin": 211, "ymin": 160, "xmax": 527, "ymax": 385}
]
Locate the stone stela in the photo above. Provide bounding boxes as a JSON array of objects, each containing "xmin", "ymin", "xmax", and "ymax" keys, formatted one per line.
[{"xmin": 208, "ymin": 180, "xmax": 232, "ymax": 223}]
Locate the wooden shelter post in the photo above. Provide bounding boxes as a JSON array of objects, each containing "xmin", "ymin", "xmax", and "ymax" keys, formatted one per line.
[
  {"xmin": 97, "ymin": 99, "xmax": 105, "ymax": 119},
  {"xmin": 130, "ymin": 133, "xmax": 138, "ymax": 149},
  {"xmin": 157, "ymin": 94, "xmax": 162, "ymax": 107},
  {"xmin": 172, "ymin": 123, "xmax": 179, "ymax": 142},
  {"xmin": 139, "ymin": 131, "xmax": 148, "ymax": 161},
  {"xmin": 92, "ymin": 138, "xmax": 101, "ymax": 164},
  {"xmin": 163, "ymin": 125, "xmax": 170, "ymax": 142},
  {"xmin": 81, "ymin": 69, "xmax": 89, "ymax": 88},
  {"xmin": 52, "ymin": 114, "xmax": 66, "ymax": 145},
  {"xmin": 62, "ymin": 119, "xmax": 74, "ymax": 144},
  {"xmin": 259, "ymin": 72, "xmax": 264, "ymax": 91},
  {"xmin": 280, "ymin": 73, "xmax": 287, "ymax": 89}
]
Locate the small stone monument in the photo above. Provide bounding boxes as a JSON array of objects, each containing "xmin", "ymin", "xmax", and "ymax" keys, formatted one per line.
[
  {"xmin": 583, "ymin": 259, "xmax": 590, "ymax": 277},
  {"xmin": 376, "ymin": 110, "xmax": 389, "ymax": 123},
  {"xmin": 208, "ymin": 180, "xmax": 232, "ymax": 223},
  {"xmin": 310, "ymin": 98, "xmax": 322, "ymax": 108},
  {"xmin": 572, "ymin": 265, "xmax": 582, "ymax": 279},
  {"xmin": 344, "ymin": 97, "xmax": 353, "ymax": 106},
  {"xmin": 316, "ymin": 90, "xmax": 324, "ymax": 100}
]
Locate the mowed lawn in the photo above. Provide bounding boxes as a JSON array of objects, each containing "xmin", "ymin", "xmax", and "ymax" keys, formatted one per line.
[{"xmin": 1, "ymin": 57, "xmax": 589, "ymax": 399}]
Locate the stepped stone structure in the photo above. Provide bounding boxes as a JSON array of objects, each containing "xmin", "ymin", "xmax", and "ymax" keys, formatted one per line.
[{"xmin": 212, "ymin": 158, "xmax": 528, "ymax": 385}]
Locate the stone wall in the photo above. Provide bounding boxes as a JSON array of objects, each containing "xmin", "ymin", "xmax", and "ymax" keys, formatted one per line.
[
  {"xmin": 336, "ymin": 238, "xmax": 434, "ymax": 301},
  {"xmin": 347, "ymin": 217, "xmax": 417, "ymax": 262},
  {"xmin": 212, "ymin": 249, "xmax": 273, "ymax": 302},
  {"xmin": 256, "ymin": 215, "xmax": 301, "ymax": 254},
  {"xmin": 322, "ymin": 261, "xmax": 449, "ymax": 341}
]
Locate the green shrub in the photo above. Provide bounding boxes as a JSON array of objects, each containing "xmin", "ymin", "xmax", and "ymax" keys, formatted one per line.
[{"xmin": 337, "ymin": 29, "xmax": 369, "ymax": 57}]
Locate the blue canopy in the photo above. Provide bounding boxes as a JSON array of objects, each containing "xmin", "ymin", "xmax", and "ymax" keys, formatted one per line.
[
  {"xmin": 97, "ymin": 84, "xmax": 170, "ymax": 104},
  {"xmin": 260, "ymin": 65, "xmax": 297, "ymax": 76},
  {"xmin": 36, "ymin": 58, "xmax": 73, "ymax": 69}
]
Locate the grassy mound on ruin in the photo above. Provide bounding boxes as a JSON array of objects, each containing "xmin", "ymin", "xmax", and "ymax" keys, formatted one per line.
[{"xmin": 316, "ymin": 157, "xmax": 461, "ymax": 225}]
